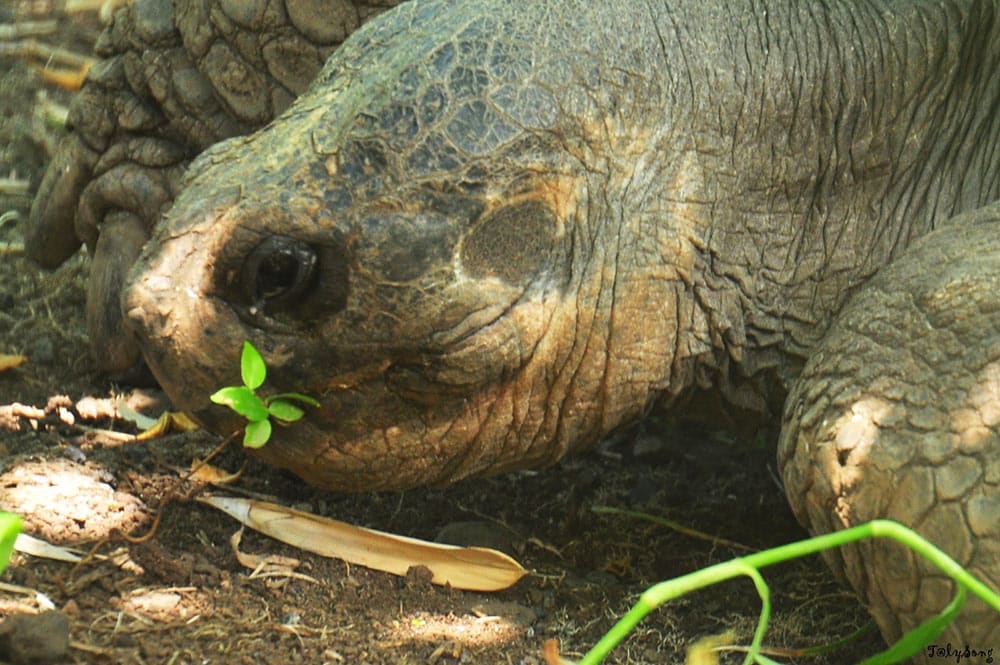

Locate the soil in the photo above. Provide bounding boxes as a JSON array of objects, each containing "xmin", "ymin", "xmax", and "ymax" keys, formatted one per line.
[{"xmin": 0, "ymin": 8, "xmax": 884, "ymax": 665}]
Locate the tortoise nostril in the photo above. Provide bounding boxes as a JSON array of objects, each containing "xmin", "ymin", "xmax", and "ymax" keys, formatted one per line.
[{"xmin": 243, "ymin": 236, "xmax": 318, "ymax": 310}]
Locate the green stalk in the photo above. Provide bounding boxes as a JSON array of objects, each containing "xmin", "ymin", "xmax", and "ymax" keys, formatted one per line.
[{"xmin": 575, "ymin": 519, "xmax": 1000, "ymax": 665}]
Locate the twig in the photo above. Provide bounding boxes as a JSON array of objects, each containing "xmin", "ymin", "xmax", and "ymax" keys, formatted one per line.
[
  {"xmin": 0, "ymin": 580, "xmax": 56, "ymax": 609},
  {"xmin": 0, "ymin": 177, "xmax": 30, "ymax": 197},
  {"xmin": 0, "ymin": 38, "xmax": 97, "ymax": 69},
  {"xmin": 0, "ymin": 21, "xmax": 58, "ymax": 40},
  {"xmin": 0, "ymin": 211, "xmax": 21, "ymax": 225},
  {"xmin": 65, "ymin": 0, "xmax": 111, "ymax": 10},
  {"xmin": 65, "ymin": 0, "xmax": 128, "ymax": 15},
  {"xmin": 13, "ymin": 0, "xmax": 127, "ymax": 18}
]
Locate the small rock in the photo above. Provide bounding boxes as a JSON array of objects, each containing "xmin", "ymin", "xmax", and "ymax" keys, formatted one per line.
[
  {"xmin": 62, "ymin": 445, "xmax": 87, "ymax": 463},
  {"xmin": 0, "ymin": 611, "xmax": 71, "ymax": 664},
  {"xmin": 404, "ymin": 564, "xmax": 434, "ymax": 589},
  {"xmin": 465, "ymin": 599, "xmax": 538, "ymax": 627}
]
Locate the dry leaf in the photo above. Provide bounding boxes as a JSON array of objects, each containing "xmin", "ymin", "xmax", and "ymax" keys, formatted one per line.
[
  {"xmin": 227, "ymin": 527, "xmax": 318, "ymax": 584},
  {"xmin": 0, "ymin": 354, "xmax": 27, "ymax": 372},
  {"xmin": 34, "ymin": 64, "xmax": 91, "ymax": 90},
  {"xmin": 189, "ymin": 462, "xmax": 242, "ymax": 485},
  {"xmin": 199, "ymin": 495, "xmax": 527, "ymax": 592},
  {"xmin": 14, "ymin": 533, "xmax": 101, "ymax": 563},
  {"xmin": 685, "ymin": 631, "xmax": 736, "ymax": 665},
  {"xmin": 542, "ymin": 639, "xmax": 577, "ymax": 665},
  {"xmin": 116, "ymin": 403, "xmax": 158, "ymax": 430},
  {"xmin": 229, "ymin": 528, "xmax": 301, "ymax": 572},
  {"xmin": 134, "ymin": 410, "xmax": 199, "ymax": 440}
]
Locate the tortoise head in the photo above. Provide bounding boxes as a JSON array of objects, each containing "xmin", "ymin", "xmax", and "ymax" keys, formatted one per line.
[{"xmin": 124, "ymin": 0, "xmax": 690, "ymax": 490}]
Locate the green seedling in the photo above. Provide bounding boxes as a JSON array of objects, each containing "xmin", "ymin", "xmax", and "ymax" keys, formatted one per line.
[
  {"xmin": 210, "ymin": 341, "xmax": 320, "ymax": 448},
  {"xmin": 0, "ymin": 511, "xmax": 22, "ymax": 576}
]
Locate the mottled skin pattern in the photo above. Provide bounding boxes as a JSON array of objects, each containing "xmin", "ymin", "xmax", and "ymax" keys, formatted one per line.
[{"xmin": 27, "ymin": 0, "xmax": 1000, "ymax": 656}]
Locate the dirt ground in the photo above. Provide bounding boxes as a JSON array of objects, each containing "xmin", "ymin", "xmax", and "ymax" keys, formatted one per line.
[{"xmin": 0, "ymin": 8, "xmax": 885, "ymax": 665}]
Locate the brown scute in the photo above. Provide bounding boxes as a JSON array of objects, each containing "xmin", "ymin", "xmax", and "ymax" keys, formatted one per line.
[{"xmin": 459, "ymin": 200, "xmax": 556, "ymax": 286}]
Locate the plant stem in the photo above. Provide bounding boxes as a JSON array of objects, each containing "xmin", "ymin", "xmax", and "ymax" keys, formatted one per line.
[{"xmin": 575, "ymin": 520, "xmax": 1000, "ymax": 665}]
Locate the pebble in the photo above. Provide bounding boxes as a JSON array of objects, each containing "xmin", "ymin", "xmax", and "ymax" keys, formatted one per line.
[{"xmin": 0, "ymin": 611, "xmax": 71, "ymax": 664}]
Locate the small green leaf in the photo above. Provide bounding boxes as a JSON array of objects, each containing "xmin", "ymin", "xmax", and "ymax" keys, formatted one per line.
[
  {"xmin": 0, "ymin": 511, "xmax": 22, "ymax": 575},
  {"xmin": 267, "ymin": 400, "xmax": 304, "ymax": 423},
  {"xmin": 270, "ymin": 392, "xmax": 321, "ymax": 408},
  {"xmin": 210, "ymin": 386, "xmax": 247, "ymax": 406},
  {"xmin": 860, "ymin": 586, "xmax": 965, "ymax": 665},
  {"xmin": 211, "ymin": 386, "xmax": 269, "ymax": 421},
  {"xmin": 241, "ymin": 341, "xmax": 266, "ymax": 390},
  {"xmin": 243, "ymin": 418, "xmax": 272, "ymax": 448}
]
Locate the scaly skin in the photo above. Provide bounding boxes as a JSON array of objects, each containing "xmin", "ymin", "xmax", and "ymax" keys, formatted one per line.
[
  {"xmin": 29, "ymin": 0, "xmax": 1000, "ymax": 656},
  {"xmin": 779, "ymin": 203, "xmax": 1000, "ymax": 648},
  {"xmin": 26, "ymin": 0, "xmax": 399, "ymax": 371}
]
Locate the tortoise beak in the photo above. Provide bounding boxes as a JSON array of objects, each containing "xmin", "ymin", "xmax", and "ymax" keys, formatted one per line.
[{"xmin": 122, "ymin": 208, "xmax": 233, "ymax": 419}]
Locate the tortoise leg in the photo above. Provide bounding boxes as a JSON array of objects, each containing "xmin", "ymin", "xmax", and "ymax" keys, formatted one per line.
[
  {"xmin": 76, "ymin": 153, "xmax": 185, "ymax": 374},
  {"xmin": 779, "ymin": 202, "xmax": 1000, "ymax": 657}
]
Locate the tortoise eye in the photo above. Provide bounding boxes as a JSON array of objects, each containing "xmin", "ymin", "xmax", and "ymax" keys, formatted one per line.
[
  {"xmin": 242, "ymin": 236, "xmax": 318, "ymax": 311},
  {"xmin": 229, "ymin": 233, "xmax": 349, "ymax": 327}
]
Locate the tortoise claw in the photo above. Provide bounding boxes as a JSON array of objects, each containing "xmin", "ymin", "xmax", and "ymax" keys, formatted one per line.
[
  {"xmin": 86, "ymin": 211, "xmax": 149, "ymax": 374},
  {"xmin": 76, "ymin": 159, "xmax": 182, "ymax": 373},
  {"xmin": 25, "ymin": 134, "xmax": 96, "ymax": 269}
]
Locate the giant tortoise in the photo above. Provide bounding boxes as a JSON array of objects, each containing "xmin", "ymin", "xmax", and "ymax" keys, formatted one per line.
[{"xmin": 25, "ymin": 0, "xmax": 1000, "ymax": 656}]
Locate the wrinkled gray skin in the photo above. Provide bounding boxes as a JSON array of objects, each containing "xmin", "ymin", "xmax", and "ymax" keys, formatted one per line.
[{"xmin": 29, "ymin": 0, "xmax": 1000, "ymax": 655}]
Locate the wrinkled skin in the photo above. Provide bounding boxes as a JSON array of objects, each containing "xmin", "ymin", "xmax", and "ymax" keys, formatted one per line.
[
  {"xmin": 26, "ymin": 0, "xmax": 399, "ymax": 372},
  {"xmin": 29, "ymin": 0, "xmax": 1000, "ymax": 656}
]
